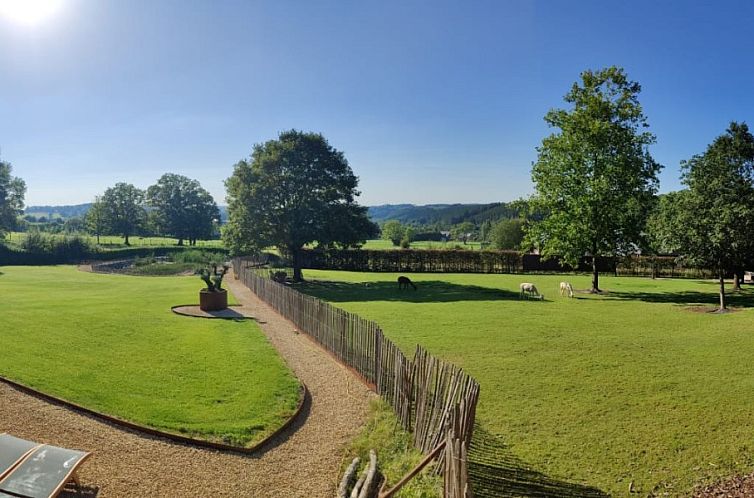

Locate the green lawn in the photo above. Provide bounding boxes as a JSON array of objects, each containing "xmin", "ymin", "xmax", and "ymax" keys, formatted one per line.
[
  {"xmin": 298, "ymin": 270, "xmax": 754, "ymax": 496},
  {"xmin": 0, "ymin": 266, "xmax": 300, "ymax": 447}
]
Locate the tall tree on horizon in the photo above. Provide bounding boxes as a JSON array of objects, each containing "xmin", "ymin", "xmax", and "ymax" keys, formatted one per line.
[
  {"xmin": 679, "ymin": 122, "xmax": 754, "ymax": 310},
  {"xmin": 100, "ymin": 183, "xmax": 146, "ymax": 245},
  {"xmin": 146, "ymin": 173, "xmax": 220, "ymax": 246},
  {"xmin": 224, "ymin": 130, "xmax": 377, "ymax": 281},
  {"xmin": 0, "ymin": 158, "xmax": 26, "ymax": 239},
  {"xmin": 527, "ymin": 66, "xmax": 661, "ymax": 292}
]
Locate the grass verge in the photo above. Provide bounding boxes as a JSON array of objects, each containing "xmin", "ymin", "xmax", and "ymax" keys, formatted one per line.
[
  {"xmin": 343, "ymin": 399, "xmax": 441, "ymax": 497},
  {"xmin": 1, "ymin": 265, "xmax": 300, "ymax": 447}
]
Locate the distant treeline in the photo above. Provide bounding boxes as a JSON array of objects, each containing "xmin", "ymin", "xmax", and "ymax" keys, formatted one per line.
[
  {"xmin": 367, "ymin": 202, "xmax": 523, "ymax": 226},
  {"xmin": 0, "ymin": 234, "xmax": 227, "ymax": 266},
  {"xmin": 298, "ymin": 248, "xmax": 714, "ymax": 278}
]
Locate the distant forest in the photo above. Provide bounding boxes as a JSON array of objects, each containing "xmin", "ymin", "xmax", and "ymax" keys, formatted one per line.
[
  {"xmin": 25, "ymin": 202, "xmax": 519, "ymax": 227},
  {"xmin": 367, "ymin": 202, "xmax": 521, "ymax": 226}
]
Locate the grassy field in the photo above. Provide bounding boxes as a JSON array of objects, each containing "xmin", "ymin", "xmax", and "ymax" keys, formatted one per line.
[
  {"xmin": 0, "ymin": 266, "xmax": 300, "ymax": 447},
  {"xmin": 4, "ymin": 232, "xmax": 223, "ymax": 248},
  {"xmin": 298, "ymin": 270, "xmax": 754, "ymax": 496}
]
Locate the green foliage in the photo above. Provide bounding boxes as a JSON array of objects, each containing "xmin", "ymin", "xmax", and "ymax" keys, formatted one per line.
[
  {"xmin": 450, "ymin": 221, "xmax": 475, "ymax": 244},
  {"xmin": 399, "ymin": 237, "xmax": 410, "ymax": 249},
  {"xmin": 528, "ymin": 66, "xmax": 661, "ymax": 291},
  {"xmin": 303, "ymin": 269, "xmax": 754, "ymax": 496},
  {"xmin": 645, "ymin": 191, "xmax": 689, "ymax": 255},
  {"xmin": 196, "ymin": 263, "xmax": 230, "ymax": 291},
  {"xmin": 146, "ymin": 173, "xmax": 220, "ymax": 245},
  {"xmin": 678, "ymin": 122, "xmax": 754, "ymax": 309},
  {"xmin": 344, "ymin": 400, "xmax": 441, "ymax": 497},
  {"xmin": 85, "ymin": 196, "xmax": 106, "ymax": 244},
  {"xmin": 1, "ymin": 266, "xmax": 300, "ymax": 446},
  {"xmin": 0, "ymin": 159, "xmax": 26, "ymax": 238},
  {"xmin": 490, "ymin": 218, "xmax": 525, "ymax": 250},
  {"xmin": 20, "ymin": 231, "xmax": 94, "ymax": 260},
  {"xmin": 100, "ymin": 183, "xmax": 147, "ymax": 245},
  {"xmin": 224, "ymin": 130, "xmax": 377, "ymax": 280},
  {"xmin": 381, "ymin": 220, "xmax": 406, "ymax": 246}
]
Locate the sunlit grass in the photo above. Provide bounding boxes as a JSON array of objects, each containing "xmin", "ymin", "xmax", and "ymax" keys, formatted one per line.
[
  {"xmin": 0, "ymin": 266, "xmax": 300, "ymax": 446},
  {"xmin": 300, "ymin": 270, "xmax": 754, "ymax": 496}
]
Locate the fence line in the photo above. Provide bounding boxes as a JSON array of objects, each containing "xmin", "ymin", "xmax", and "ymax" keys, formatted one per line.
[{"xmin": 233, "ymin": 257, "xmax": 479, "ymax": 497}]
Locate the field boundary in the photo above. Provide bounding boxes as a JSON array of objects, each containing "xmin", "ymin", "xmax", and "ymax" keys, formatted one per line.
[
  {"xmin": 0, "ymin": 375, "xmax": 309, "ymax": 455},
  {"xmin": 233, "ymin": 257, "xmax": 480, "ymax": 496}
]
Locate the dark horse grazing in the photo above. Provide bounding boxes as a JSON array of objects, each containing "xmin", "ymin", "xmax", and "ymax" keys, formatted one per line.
[{"xmin": 397, "ymin": 276, "xmax": 417, "ymax": 290}]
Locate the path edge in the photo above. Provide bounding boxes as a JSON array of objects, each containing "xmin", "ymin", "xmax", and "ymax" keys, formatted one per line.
[{"xmin": 0, "ymin": 375, "xmax": 308, "ymax": 456}]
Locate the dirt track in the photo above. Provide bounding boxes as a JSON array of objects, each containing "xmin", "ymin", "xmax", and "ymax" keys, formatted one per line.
[{"xmin": 0, "ymin": 271, "xmax": 374, "ymax": 497}]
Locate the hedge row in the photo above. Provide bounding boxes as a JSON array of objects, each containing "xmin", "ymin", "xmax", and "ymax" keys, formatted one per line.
[
  {"xmin": 298, "ymin": 248, "xmax": 713, "ymax": 277},
  {"xmin": 0, "ymin": 244, "xmax": 228, "ymax": 266}
]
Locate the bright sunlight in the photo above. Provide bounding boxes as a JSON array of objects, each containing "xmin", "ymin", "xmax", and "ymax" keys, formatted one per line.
[{"xmin": 0, "ymin": 0, "xmax": 63, "ymax": 26}]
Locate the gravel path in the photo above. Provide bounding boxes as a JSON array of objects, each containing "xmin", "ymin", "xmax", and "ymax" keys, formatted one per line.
[{"xmin": 0, "ymin": 271, "xmax": 374, "ymax": 497}]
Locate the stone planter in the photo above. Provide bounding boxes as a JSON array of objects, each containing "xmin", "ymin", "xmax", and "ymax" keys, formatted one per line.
[{"xmin": 199, "ymin": 289, "xmax": 228, "ymax": 311}]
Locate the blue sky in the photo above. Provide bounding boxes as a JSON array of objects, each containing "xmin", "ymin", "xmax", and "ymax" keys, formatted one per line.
[{"xmin": 1, "ymin": 1, "xmax": 753, "ymax": 206}]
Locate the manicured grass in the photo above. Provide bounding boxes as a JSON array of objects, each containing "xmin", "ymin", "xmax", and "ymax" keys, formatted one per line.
[
  {"xmin": 4, "ymin": 232, "xmax": 224, "ymax": 248},
  {"xmin": 299, "ymin": 270, "xmax": 754, "ymax": 496},
  {"xmin": 0, "ymin": 266, "xmax": 300, "ymax": 447}
]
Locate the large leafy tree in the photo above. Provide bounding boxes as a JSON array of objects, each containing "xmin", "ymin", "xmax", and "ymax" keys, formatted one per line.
[
  {"xmin": 85, "ymin": 196, "xmax": 106, "ymax": 244},
  {"xmin": 146, "ymin": 173, "xmax": 220, "ymax": 246},
  {"xmin": 101, "ymin": 183, "xmax": 146, "ymax": 245},
  {"xmin": 491, "ymin": 219, "xmax": 525, "ymax": 250},
  {"xmin": 224, "ymin": 130, "xmax": 377, "ymax": 281},
  {"xmin": 680, "ymin": 122, "xmax": 754, "ymax": 310},
  {"xmin": 528, "ymin": 66, "xmax": 661, "ymax": 292},
  {"xmin": 381, "ymin": 220, "xmax": 406, "ymax": 246},
  {"xmin": 0, "ymin": 159, "xmax": 26, "ymax": 239}
]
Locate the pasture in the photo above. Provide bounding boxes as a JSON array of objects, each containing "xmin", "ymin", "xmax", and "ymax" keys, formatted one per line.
[
  {"xmin": 0, "ymin": 266, "xmax": 300, "ymax": 447},
  {"xmin": 298, "ymin": 270, "xmax": 754, "ymax": 496}
]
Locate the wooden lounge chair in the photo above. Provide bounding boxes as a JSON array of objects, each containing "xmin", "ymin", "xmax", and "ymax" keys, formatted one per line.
[
  {"xmin": 0, "ymin": 434, "xmax": 41, "ymax": 481},
  {"xmin": 0, "ymin": 442, "xmax": 91, "ymax": 498}
]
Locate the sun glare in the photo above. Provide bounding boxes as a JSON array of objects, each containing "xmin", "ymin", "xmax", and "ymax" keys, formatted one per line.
[{"xmin": 0, "ymin": 0, "xmax": 63, "ymax": 26}]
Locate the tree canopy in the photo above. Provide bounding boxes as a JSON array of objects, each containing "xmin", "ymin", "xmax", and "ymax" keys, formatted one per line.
[
  {"xmin": 491, "ymin": 219, "xmax": 525, "ymax": 250},
  {"xmin": 224, "ymin": 130, "xmax": 377, "ymax": 280},
  {"xmin": 679, "ymin": 122, "xmax": 754, "ymax": 310},
  {"xmin": 527, "ymin": 66, "xmax": 661, "ymax": 292},
  {"xmin": 0, "ymin": 159, "xmax": 26, "ymax": 239},
  {"xmin": 100, "ymin": 183, "xmax": 146, "ymax": 245},
  {"xmin": 381, "ymin": 220, "xmax": 406, "ymax": 246},
  {"xmin": 146, "ymin": 173, "xmax": 220, "ymax": 245}
]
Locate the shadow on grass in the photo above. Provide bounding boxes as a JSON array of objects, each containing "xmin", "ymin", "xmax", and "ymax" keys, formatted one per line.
[
  {"xmin": 468, "ymin": 426, "xmax": 608, "ymax": 498},
  {"xmin": 293, "ymin": 280, "xmax": 528, "ymax": 303},
  {"xmin": 605, "ymin": 288, "xmax": 754, "ymax": 308}
]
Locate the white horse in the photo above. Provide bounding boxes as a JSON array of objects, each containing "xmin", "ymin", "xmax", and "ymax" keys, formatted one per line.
[
  {"xmin": 519, "ymin": 282, "xmax": 541, "ymax": 300},
  {"xmin": 559, "ymin": 281, "xmax": 574, "ymax": 298}
]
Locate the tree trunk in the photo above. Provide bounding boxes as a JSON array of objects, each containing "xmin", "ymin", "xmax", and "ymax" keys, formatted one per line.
[
  {"xmin": 96, "ymin": 233, "xmax": 100, "ymax": 245},
  {"xmin": 177, "ymin": 238, "xmax": 184, "ymax": 246},
  {"xmin": 733, "ymin": 271, "xmax": 742, "ymax": 292},
  {"xmin": 591, "ymin": 254, "xmax": 600, "ymax": 293},
  {"xmin": 292, "ymin": 248, "xmax": 303, "ymax": 282},
  {"xmin": 719, "ymin": 271, "xmax": 727, "ymax": 311},
  {"xmin": 124, "ymin": 234, "xmax": 130, "ymax": 246}
]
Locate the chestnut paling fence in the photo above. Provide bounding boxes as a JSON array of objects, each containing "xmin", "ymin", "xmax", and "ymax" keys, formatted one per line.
[{"xmin": 232, "ymin": 257, "xmax": 480, "ymax": 497}]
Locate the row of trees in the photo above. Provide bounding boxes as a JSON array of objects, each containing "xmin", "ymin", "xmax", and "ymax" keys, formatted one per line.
[
  {"xmin": 86, "ymin": 174, "xmax": 220, "ymax": 245},
  {"xmin": 526, "ymin": 66, "xmax": 754, "ymax": 310}
]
